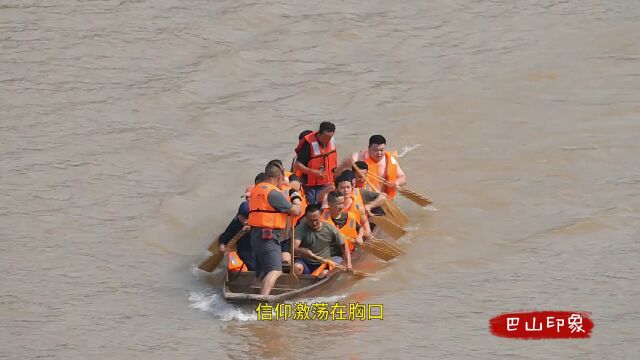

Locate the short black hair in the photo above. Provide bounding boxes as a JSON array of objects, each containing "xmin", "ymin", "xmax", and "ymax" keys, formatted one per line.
[
  {"xmin": 327, "ymin": 191, "xmax": 344, "ymax": 204},
  {"xmin": 288, "ymin": 174, "xmax": 301, "ymax": 183},
  {"xmin": 264, "ymin": 163, "xmax": 284, "ymax": 178},
  {"xmin": 369, "ymin": 135, "xmax": 386, "ymax": 147},
  {"xmin": 334, "ymin": 173, "xmax": 353, "ymax": 187},
  {"xmin": 298, "ymin": 130, "xmax": 313, "ymax": 140},
  {"xmin": 319, "ymin": 121, "xmax": 335, "ymax": 134},
  {"xmin": 267, "ymin": 159, "xmax": 283, "ymax": 167},
  {"xmin": 355, "ymin": 161, "xmax": 368, "ymax": 170},
  {"xmin": 339, "ymin": 170, "xmax": 355, "ymax": 182},
  {"xmin": 305, "ymin": 204, "xmax": 322, "ymax": 216},
  {"xmin": 254, "ymin": 172, "xmax": 266, "ymax": 184}
]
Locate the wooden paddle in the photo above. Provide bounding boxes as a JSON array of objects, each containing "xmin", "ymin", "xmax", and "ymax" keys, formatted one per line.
[
  {"xmin": 198, "ymin": 228, "xmax": 249, "ymax": 272},
  {"xmin": 369, "ymin": 215, "xmax": 407, "ymax": 240},
  {"xmin": 371, "ymin": 236, "xmax": 405, "ymax": 255},
  {"xmin": 308, "ymin": 253, "xmax": 372, "ymax": 278},
  {"xmin": 286, "ymin": 217, "xmax": 299, "ymax": 288},
  {"xmin": 368, "ymin": 172, "xmax": 433, "ymax": 207},
  {"xmin": 346, "ymin": 237, "xmax": 400, "ymax": 261},
  {"xmin": 381, "ymin": 200, "xmax": 410, "ymax": 227},
  {"xmin": 358, "ymin": 242, "xmax": 398, "ymax": 261}
]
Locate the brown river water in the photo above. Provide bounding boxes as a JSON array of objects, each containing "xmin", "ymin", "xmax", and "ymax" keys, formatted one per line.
[{"xmin": 1, "ymin": 0, "xmax": 639, "ymax": 359}]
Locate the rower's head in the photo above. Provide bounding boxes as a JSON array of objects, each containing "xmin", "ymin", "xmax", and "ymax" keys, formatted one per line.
[
  {"xmin": 254, "ymin": 172, "xmax": 266, "ymax": 185},
  {"xmin": 354, "ymin": 161, "xmax": 368, "ymax": 187},
  {"xmin": 268, "ymin": 159, "xmax": 288, "ymax": 185},
  {"xmin": 327, "ymin": 191, "xmax": 345, "ymax": 216},
  {"xmin": 368, "ymin": 135, "xmax": 387, "ymax": 162},
  {"xmin": 335, "ymin": 173, "xmax": 353, "ymax": 197},
  {"xmin": 305, "ymin": 204, "xmax": 323, "ymax": 231},
  {"xmin": 237, "ymin": 201, "xmax": 249, "ymax": 224},
  {"xmin": 317, "ymin": 121, "xmax": 335, "ymax": 145},
  {"xmin": 288, "ymin": 174, "xmax": 302, "ymax": 192},
  {"xmin": 264, "ymin": 162, "xmax": 285, "ymax": 185}
]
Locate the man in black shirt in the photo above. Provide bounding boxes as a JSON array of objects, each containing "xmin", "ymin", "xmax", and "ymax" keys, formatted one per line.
[{"xmin": 217, "ymin": 201, "xmax": 256, "ymax": 271}]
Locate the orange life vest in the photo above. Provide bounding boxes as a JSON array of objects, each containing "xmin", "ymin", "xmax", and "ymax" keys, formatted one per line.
[
  {"xmin": 295, "ymin": 131, "xmax": 338, "ymax": 186},
  {"xmin": 321, "ymin": 209, "xmax": 358, "ymax": 252},
  {"xmin": 342, "ymin": 195, "xmax": 362, "ymax": 225},
  {"xmin": 310, "ymin": 261, "xmax": 334, "ymax": 277},
  {"xmin": 227, "ymin": 251, "xmax": 248, "ymax": 272},
  {"xmin": 248, "ymin": 182, "xmax": 288, "ymax": 229},
  {"xmin": 365, "ymin": 151, "xmax": 399, "ymax": 199}
]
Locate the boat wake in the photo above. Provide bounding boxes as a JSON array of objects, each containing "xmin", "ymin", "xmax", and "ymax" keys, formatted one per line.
[
  {"xmin": 189, "ymin": 291, "xmax": 258, "ymax": 321},
  {"xmin": 397, "ymin": 144, "xmax": 421, "ymax": 158},
  {"xmin": 188, "ymin": 291, "xmax": 349, "ymax": 321}
]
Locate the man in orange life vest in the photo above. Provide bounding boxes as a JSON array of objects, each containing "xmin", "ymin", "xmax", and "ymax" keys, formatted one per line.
[
  {"xmin": 333, "ymin": 172, "xmax": 372, "ymax": 239},
  {"xmin": 293, "ymin": 122, "xmax": 338, "ymax": 206},
  {"xmin": 352, "ymin": 162, "xmax": 387, "ymax": 216},
  {"xmin": 351, "ymin": 135, "xmax": 407, "ymax": 199},
  {"xmin": 217, "ymin": 201, "xmax": 256, "ymax": 271},
  {"xmin": 322, "ymin": 191, "xmax": 364, "ymax": 253},
  {"xmin": 292, "ymin": 204, "xmax": 351, "ymax": 276},
  {"xmin": 248, "ymin": 163, "xmax": 302, "ymax": 295}
]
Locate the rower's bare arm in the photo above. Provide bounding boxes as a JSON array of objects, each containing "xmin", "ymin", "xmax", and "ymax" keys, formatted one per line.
[
  {"xmin": 333, "ymin": 157, "xmax": 353, "ymax": 177},
  {"xmin": 286, "ymin": 204, "xmax": 301, "ymax": 216},
  {"xmin": 396, "ymin": 165, "xmax": 407, "ymax": 187},
  {"xmin": 343, "ymin": 241, "xmax": 352, "ymax": 271},
  {"xmin": 294, "ymin": 160, "xmax": 322, "ymax": 177},
  {"xmin": 366, "ymin": 192, "xmax": 387, "ymax": 210}
]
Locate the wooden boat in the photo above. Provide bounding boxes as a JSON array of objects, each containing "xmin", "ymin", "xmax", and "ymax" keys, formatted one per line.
[{"xmin": 223, "ymin": 248, "xmax": 366, "ymax": 304}]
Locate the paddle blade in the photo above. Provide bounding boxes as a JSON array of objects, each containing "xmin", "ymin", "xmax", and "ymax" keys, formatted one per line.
[
  {"xmin": 399, "ymin": 187, "xmax": 432, "ymax": 207},
  {"xmin": 369, "ymin": 215, "xmax": 406, "ymax": 240},
  {"xmin": 381, "ymin": 200, "xmax": 410, "ymax": 227},
  {"xmin": 371, "ymin": 238, "xmax": 405, "ymax": 255},
  {"xmin": 198, "ymin": 251, "xmax": 225, "ymax": 272},
  {"xmin": 360, "ymin": 242, "xmax": 397, "ymax": 261},
  {"xmin": 207, "ymin": 238, "xmax": 219, "ymax": 252}
]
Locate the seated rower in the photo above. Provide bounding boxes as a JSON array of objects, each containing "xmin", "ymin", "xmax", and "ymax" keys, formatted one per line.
[
  {"xmin": 243, "ymin": 172, "xmax": 267, "ymax": 201},
  {"xmin": 293, "ymin": 204, "xmax": 351, "ymax": 276},
  {"xmin": 334, "ymin": 172, "xmax": 372, "ymax": 240},
  {"xmin": 217, "ymin": 201, "xmax": 255, "ymax": 271},
  {"xmin": 353, "ymin": 162, "xmax": 387, "ymax": 216},
  {"xmin": 351, "ymin": 135, "xmax": 407, "ymax": 199},
  {"xmin": 322, "ymin": 191, "xmax": 363, "ymax": 253}
]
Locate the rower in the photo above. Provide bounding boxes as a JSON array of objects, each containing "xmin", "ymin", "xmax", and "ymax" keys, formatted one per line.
[
  {"xmin": 293, "ymin": 122, "xmax": 338, "ymax": 206},
  {"xmin": 351, "ymin": 162, "xmax": 387, "ymax": 216},
  {"xmin": 248, "ymin": 162, "xmax": 302, "ymax": 295},
  {"xmin": 243, "ymin": 172, "xmax": 267, "ymax": 201},
  {"xmin": 351, "ymin": 135, "xmax": 407, "ymax": 199},
  {"xmin": 217, "ymin": 201, "xmax": 255, "ymax": 271},
  {"xmin": 292, "ymin": 204, "xmax": 351, "ymax": 276},
  {"xmin": 334, "ymin": 172, "xmax": 372, "ymax": 240},
  {"xmin": 322, "ymin": 191, "xmax": 363, "ymax": 253}
]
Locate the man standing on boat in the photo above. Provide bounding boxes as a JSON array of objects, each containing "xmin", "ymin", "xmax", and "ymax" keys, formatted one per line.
[
  {"xmin": 293, "ymin": 122, "xmax": 339, "ymax": 206},
  {"xmin": 248, "ymin": 162, "xmax": 302, "ymax": 295},
  {"xmin": 351, "ymin": 135, "xmax": 407, "ymax": 200},
  {"xmin": 292, "ymin": 204, "xmax": 351, "ymax": 276}
]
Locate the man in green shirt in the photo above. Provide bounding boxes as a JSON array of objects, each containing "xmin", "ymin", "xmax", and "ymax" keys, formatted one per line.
[{"xmin": 292, "ymin": 204, "xmax": 351, "ymax": 276}]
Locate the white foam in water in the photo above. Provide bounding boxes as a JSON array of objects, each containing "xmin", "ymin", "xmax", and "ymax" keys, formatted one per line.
[
  {"xmin": 397, "ymin": 144, "xmax": 421, "ymax": 158},
  {"xmin": 188, "ymin": 291, "xmax": 258, "ymax": 321}
]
